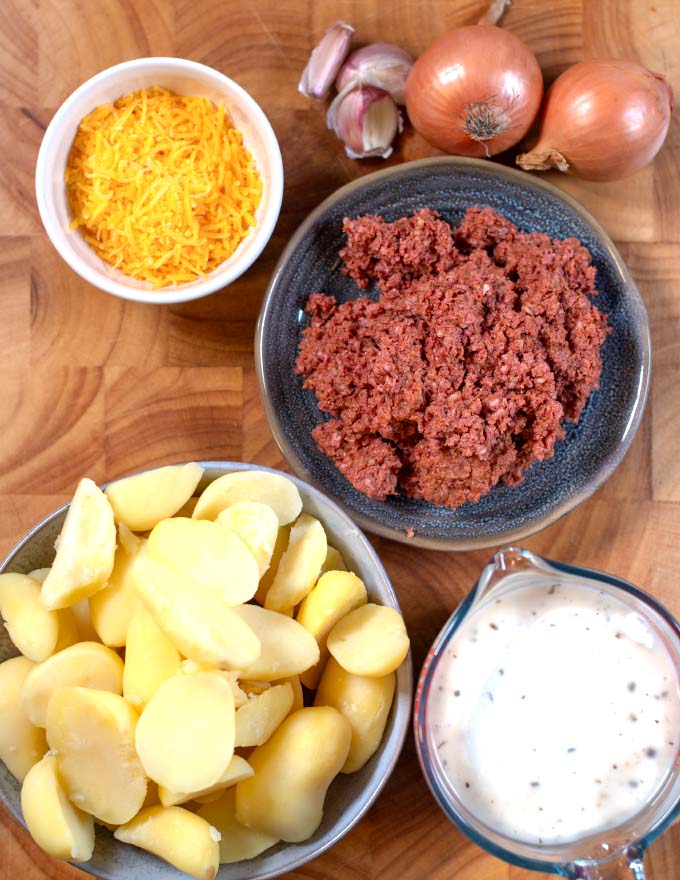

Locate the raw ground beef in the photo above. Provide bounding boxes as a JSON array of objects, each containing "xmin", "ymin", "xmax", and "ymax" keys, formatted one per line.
[{"xmin": 295, "ymin": 207, "xmax": 610, "ymax": 510}]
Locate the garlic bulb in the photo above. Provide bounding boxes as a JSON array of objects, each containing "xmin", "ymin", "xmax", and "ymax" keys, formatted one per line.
[
  {"xmin": 298, "ymin": 21, "xmax": 354, "ymax": 100},
  {"xmin": 335, "ymin": 43, "xmax": 414, "ymax": 105},
  {"xmin": 327, "ymin": 85, "xmax": 402, "ymax": 159}
]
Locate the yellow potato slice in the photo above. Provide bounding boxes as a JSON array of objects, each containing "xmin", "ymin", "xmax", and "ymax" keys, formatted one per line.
[
  {"xmin": 159, "ymin": 755, "xmax": 254, "ymax": 807},
  {"xmin": 105, "ymin": 462, "xmax": 204, "ymax": 532},
  {"xmin": 178, "ymin": 662, "xmax": 248, "ymax": 708},
  {"xmin": 193, "ymin": 470, "xmax": 302, "ymax": 525},
  {"xmin": 135, "ymin": 672, "xmax": 235, "ymax": 793},
  {"xmin": 41, "ymin": 478, "xmax": 116, "ymax": 610},
  {"xmin": 132, "ymin": 554, "xmax": 260, "ymax": 668},
  {"xmin": 70, "ymin": 598, "xmax": 100, "ymax": 642},
  {"xmin": 123, "ymin": 605, "xmax": 181, "ymax": 710},
  {"xmin": 54, "ymin": 608, "xmax": 79, "ymax": 653},
  {"xmin": 254, "ymin": 524, "xmax": 290, "ymax": 605},
  {"xmin": 327, "ymin": 603, "xmax": 410, "ymax": 677},
  {"xmin": 314, "ymin": 657, "xmax": 396, "ymax": 773},
  {"xmin": 147, "ymin": 517, "xmax": 258, "ymax": 606},
  {"xmin": 232, "ymin": 604, "xmax": 319, "ymax": 681},
  {"xmin": 47, "ymin": 686, "xmax": 146, "ymax": 825},
  {"xmin": 0, "ymin": 573, "xmax": 60, "ymax": 661},
  {"xmin": 21, "ymin": 641, "xmax": 124, "ymax": 728},
  {"xmin": 0, "ymin": 657, "xmax": 47, "ymax": 782},
  {"xmin": 297, "ymin": 570, "xmax": 368, "ymax": 689},
  {"xmin": 114, "ymin": 806, "xmax": 219, "ymax": 880},
  {"xmin": 89, "ymin": 526, "xmax": 144, "ymax": 647},
  {"xmin": 216, "ymin": 501, "xmax": 279, "ymax": 578},
  {"xmin": 27, "ymin": 567, "xmax": 50, "ymax": 583},
  {"xmin": 281, "ymin": 675, "xmax": 304, "ymax": 713},
  {"xmin": 198, "ymin": 788, "xmax": 278, "ymax": 864},
  {"xmin": 234, "ymin": 683, "xmax": 294, "ymax": 748},
  {"xmin": 235, "ymin": 706, "xmax": 351, "ymax": 843},
  {"xmin": 264, "ymin": 514, "xmax": 327, "ymax": 612},
  {"xmin": 320, "ymin": 545, "xmax": 348, "ymax": 575},
  {"xmin": 21, "ymin": 754, "xmax": 94, "ymax": 862},
  {"xmin": 239, "ymin": 678, "xmax": 271, "ymax": 696}
]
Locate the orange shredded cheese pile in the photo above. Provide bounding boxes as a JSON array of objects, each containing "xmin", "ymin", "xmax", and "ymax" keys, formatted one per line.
[{"xmin": 65, "ymin": 86, "xmax": 263, "ymax": 288}]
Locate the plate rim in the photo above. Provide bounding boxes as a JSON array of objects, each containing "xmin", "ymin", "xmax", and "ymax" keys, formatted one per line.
[{"xmin": 255, "ymin": 156, "xmax": 651, "ymax": 551}]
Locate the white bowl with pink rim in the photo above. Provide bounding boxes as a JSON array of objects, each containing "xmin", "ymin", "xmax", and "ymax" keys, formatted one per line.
[{"xmin": 35, "ymin": 57, "xmax": 284, "ymax": 304}]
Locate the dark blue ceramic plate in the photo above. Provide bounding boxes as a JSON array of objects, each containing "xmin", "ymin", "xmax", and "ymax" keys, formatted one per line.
[{"xmin": 255, "ymin": 158, "xmax": 650, "ymax": 551}]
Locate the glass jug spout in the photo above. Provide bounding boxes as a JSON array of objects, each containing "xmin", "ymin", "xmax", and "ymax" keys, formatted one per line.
[{"xmin": 473, "ymin": 546, "xmax": 550, "ymax": 605}]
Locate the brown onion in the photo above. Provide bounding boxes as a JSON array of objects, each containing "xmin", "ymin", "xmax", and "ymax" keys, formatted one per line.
[
  {"xmin": 517, "ymin": 60, "xmax": 673, "ymax": 181},
  {"xmin": 405, "ymin": 26, "xmax": 543, "ymax": 157}
]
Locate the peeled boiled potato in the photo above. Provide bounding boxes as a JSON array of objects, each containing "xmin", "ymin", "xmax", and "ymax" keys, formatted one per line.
[
  {"xmin": 320, "ymin": 545, "xmax": 347, "ymax": 574},
  {"xmin": 327, "ymin": 603, "xmax": 409, "ymax": 677},
  {"xmin": 283, "ymin": 674, "xmax": 304, "ymax": 713},
  {"xmin": 41, "ymin": 478, "xmax": 116, "ymax": 610},
  {"xmin": 234, "ymin": 682, "xmax": 294, "ymax": 747},
  {"xmin": 21, "ymin": 641, "xmax": 124, "ymax": 727},
  {"xmin": 21, "ymin": 754, "xmax": 94, "ymax": 862},
  {"xmin": 297, "ymin": 570, "xmax": 368, "ymax": 689},
  {"xmin": 147, "ymin": 517, "xmax": 258, "ymax": 606},
  {"xmin": 105, "ymin": 462, "xmax": 204, "ymax": 532},
  {"xmin": 11, "ymin": 571, "xmax": 80, "ymax": 656},
  {"xmin": 89, "ymin": 525, "xmax": 144, "ymax": 646},
  {"xmin": 132, "ymin": 554, "xmax": 260, "ymax": 668},
  {"xmin": 193, "ymin": 470, "xmax": 302, "ymax": 525},
  {"xmin": 114, "ymin": 806, "xmax": 219, "ymax": 880},
  {"xmin": 159, "ymin": 755, "xmax": 254, "ymax": 807},
  {"xmin": 254, "ymin": 524, "xmax": 290, "ymax": 605},
  {"xmin": 47, "ymin": 686, "xmax": 146, "ymax": 824},
  {"xmin": 235, "ymin": 706, "xmax": 351, "ymax": 842},
  {"xmin": 70, "ymin": 598, "xmax": 100, "ymax": 642},
  {"xmin": 198, "ymin": 788, "xmax": 278, "ymax": 864},
  {"xmin": 216, "ymin": 501, "xmax": 279, "ymax": 578},
  {"xmin": 264, "ymin": 514, "xmax": 327, "ymax": 612},
  {"xmin": 0, "ymin": 656, "xmax": 47, "ymax": 781},
  {"xmin": 123, "ymin": 605, "xmax": 181, "ymax": 710},
  {"xmin": 232, "ymin": 603, "xmax": 319, "ymax": 681},
  {"xmin": 315, "ymin": 657, "xmax": 396, "ymax": 773},
  {"xmin": 135, "ymin": 672, "xmax": 235, "ymax": 793},
  {"xmin": 0, "ymin": 573, "xmax": 60, "ymax": 661}
]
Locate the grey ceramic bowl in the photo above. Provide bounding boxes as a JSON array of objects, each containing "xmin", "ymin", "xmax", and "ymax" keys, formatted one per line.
[
  {"xmin": 255, "ymin": 157, "xmax": 650, "ymax": 551},
  {"xmin": 0, "ymin": 461, "xmax": 413, "ymax": 880}
]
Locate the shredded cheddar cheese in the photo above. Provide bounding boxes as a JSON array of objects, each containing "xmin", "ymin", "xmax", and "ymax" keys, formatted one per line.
[{"xmin": 65, "ymin": 87, "xmax": 263, "ymax": 288}]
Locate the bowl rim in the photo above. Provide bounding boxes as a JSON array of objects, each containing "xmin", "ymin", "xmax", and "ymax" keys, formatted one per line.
[
  {"xmin": 34, "ymin": 56, "xmax": 284, "ymax": 305},
  {"xmin": 254, "ymin": 155, "xmax": 651, "ymax": 551},
  {"xmin": 0, "ymin": 460, "xmax": 413, "ymax": 880}
]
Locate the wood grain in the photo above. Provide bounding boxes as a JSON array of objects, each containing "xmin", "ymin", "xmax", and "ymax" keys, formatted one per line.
[{"xmin": 1, "ymin": 1, "xmax": 679, "ymax": 879}]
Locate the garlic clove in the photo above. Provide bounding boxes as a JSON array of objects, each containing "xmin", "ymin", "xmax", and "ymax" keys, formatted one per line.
[
  {"xmin": 328, "ymin": 85, "xmax": 401, "ymax": 160},
  {"xmin": 298, "ymin": 21, "xmax": 354, "ymax": 100},
  {"xmin": 335, "ymin": 42, "xmax": 414, "ymax": 105}
]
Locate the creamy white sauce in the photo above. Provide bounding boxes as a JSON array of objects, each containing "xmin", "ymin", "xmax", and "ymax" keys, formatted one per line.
[{"xmin": 428, "ymin": 576, "xmax": 680, "ymax": 845}]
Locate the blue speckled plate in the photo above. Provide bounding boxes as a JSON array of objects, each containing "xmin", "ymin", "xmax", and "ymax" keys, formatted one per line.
[{"xmin": 255, "ymin": 158, "xmax": 650, "ymax": 551}]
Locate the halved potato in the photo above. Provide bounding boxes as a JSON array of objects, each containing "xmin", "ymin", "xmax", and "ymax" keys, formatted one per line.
[
  {"xmin": 197, "ymin": 788, "xmax": 278, "ymax": 864},
  {"xmin": 147, "ymin": 517, "xmax": 259, "ymax": 606},
  {"xmin": 216, "ymin": 502, "xmax": 279, "ymax": 578},
  {"xmin": 53, "ymin": 608, "xmax": 79, "ymax": 653},
  {"xmin": 0, "ymin": 573, "xmax": 60, "ymax": 661},
  {"xmin": 40, "ymin": 478, "xmax": 116, "ymax": 610},
  {"xmin": 132, "ymin": 554, "xmax": 260, "ymax": 669},
  {"xmin": 114, "ymin": 806, "xmax": 219, "ymax": 880},
  {"xmin": 232, "ymin": 604, "xmax": 319, "ymax": 681},
  {"xmin": 135, "ymin": 672, "xmax": 235, "ymax": 793},
  {"xmin": 21, "ymin": 754, "xmax": 95, "ymax": 862},
  {"xmin": 327, "ymin": 603, "xmax": 409, "ymax": 677},
  {"xmin": 89, "ymin": 525, "xmax": 144, "ymax": 647},
  {"xmin": 105, "ymin": 463, "xmax": 204, "ymax": 532},
  {"xmin": 47, "ymin": 686, "xmax": 146, "ymax": 825},
  {"xmin": 123, "ymin": 605, "xmax": 181, "ymax": 710},
  {"xmin": 159, "ymin": 755, "xmax": 254, "ymax": 807},
  {"xmin": 234, "ymin": 682, "xmax": 294, "ymax": 748},
  {"xmin": 21, "ymin": 641, "xmax": 124, "ymax": 727},
  {"xmin": 0, "ymin": 656, "xmax": 47, "ymax": 781},
  {"xmin": 254, "ymin": 524, "xmax": 290, "ymax": 606},
  {"xmin": 264, "ymin": 514, "xmax": 327, "ymax": 612},
  {"xmin": 320, "ymin": 545, "xmax": 348, "ymax": 575},
  {"xmin": 193, "ymin": 470, "xmax": 302, "ymax": 525}
]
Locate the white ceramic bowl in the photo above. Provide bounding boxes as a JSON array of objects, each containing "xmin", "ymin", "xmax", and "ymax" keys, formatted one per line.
[{"xmin": 35, "ymin": 58, "xmax": 284, "ymax": 304}]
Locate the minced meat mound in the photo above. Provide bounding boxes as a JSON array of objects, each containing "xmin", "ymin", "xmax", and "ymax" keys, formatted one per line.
[{"xmin": 295, "ymin": 207, "xmax": 609, "ymax": 509}]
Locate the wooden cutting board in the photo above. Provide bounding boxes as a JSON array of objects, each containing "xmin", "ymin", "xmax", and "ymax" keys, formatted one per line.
[{"xmin": 1, "ymin": 1, "xmax": 679, "ymax": 878}]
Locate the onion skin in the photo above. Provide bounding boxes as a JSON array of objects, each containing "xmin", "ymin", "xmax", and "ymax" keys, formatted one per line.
[
  {"xmin": 517, "ymin": 60, "xmax": 674, "ymax": 181},
  {"xmin": 405, "ymin": 26, "xmax": 543, "ymax": 157}
]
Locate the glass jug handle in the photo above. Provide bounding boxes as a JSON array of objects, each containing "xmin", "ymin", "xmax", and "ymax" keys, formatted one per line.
[{"xmin": 566, "ymin": 847, "xmax": 646, "ymax": 879}]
